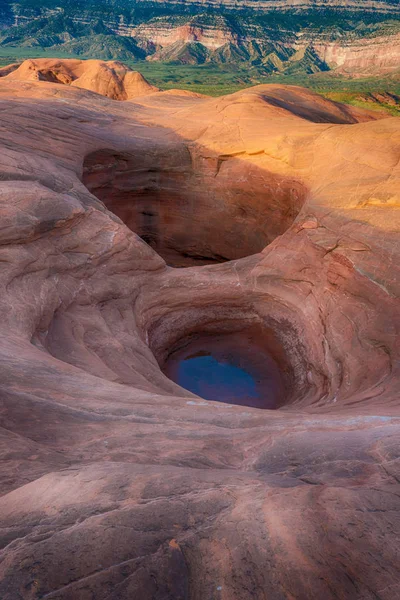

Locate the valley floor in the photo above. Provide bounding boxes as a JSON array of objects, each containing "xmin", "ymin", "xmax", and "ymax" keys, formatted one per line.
[{"xmin": 1, "ymin": 47, "xmax": 400, "ymax": 115}]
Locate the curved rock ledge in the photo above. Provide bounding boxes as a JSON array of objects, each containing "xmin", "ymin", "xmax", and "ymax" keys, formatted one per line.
[{"xmin": 0, "ymin": 64, "xmax": 399, "ymax": 600}]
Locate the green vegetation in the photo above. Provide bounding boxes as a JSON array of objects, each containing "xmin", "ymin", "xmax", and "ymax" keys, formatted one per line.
[
  {"xmin": 0, "ymin": 47, "xmax": 84, "ymax": 64},
  {"xmin": 129, "ymin": 61, "xmax": 255, "ymax": 95},
  {"xmin": 321, "ymin": 90, "xmax": 400, "ymax": 116},
  {"xmin": 1, "ymin": 1, "xmax": 399, "ymax": 79},
  {"xmin": 1, "ymin": 46, "xmax": 399, "ymax": 117},
  {"xmin": 127, "ymin": 62, "xmax": 400, "ymax": 115}
]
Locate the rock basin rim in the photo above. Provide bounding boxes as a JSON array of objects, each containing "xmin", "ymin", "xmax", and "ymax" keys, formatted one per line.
[{"xmin": 0, "ymin": 58, "xmax": 399, "ymax": 600}]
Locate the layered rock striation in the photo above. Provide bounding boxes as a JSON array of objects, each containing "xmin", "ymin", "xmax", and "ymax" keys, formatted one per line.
[
  {"xmin": 0, "ymin": 60, "xmax": 399, "ymax": 599},
  {"xmin": 2, "ymin": 4, "xmax": 400, "ymax": 74},
  {"xmin": 132, "ymin": 19, "xmax": 400, "ymax": 74}
]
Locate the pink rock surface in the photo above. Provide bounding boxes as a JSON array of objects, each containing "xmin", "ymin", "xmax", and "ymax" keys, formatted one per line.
[
  {"xmin": 0, "ymin": 64, "xmax": 399, "ymax": 599},
  {"xmin": 0, "ymin": 58, "xmax": 159, "ymax": 100}
]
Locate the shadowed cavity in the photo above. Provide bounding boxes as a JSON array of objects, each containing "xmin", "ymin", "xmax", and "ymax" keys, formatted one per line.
[{"xmin": 82, "ymin": 147, "xmax": 307, "ymax": 267}]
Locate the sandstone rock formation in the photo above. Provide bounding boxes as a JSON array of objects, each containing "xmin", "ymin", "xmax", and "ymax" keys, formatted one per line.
[
  {"xmin": 133, "ymin": 21, "xmax": 400, "ymax": 75},
  {"xmin": 0, "ymin": 58, "xmax": 159, "ymax": 100},
  {"xmin": 0, "ymin": 60, "xmax": 399, "ymax": 600},
  {"xmin": 3, "ymin": 5, "xmax": 400, "ymax": 75},
  {"xmin": 313, "ymin": 32, "xmax": 400, "ymax": 75}
]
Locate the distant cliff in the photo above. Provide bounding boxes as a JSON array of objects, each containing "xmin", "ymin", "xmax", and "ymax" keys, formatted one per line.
[{"xmin": 1, "ymin": 0, "xmax": 400, "ymax": 75}]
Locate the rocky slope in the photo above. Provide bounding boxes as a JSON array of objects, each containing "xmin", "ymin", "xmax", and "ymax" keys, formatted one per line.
[
  {"xmin": 125, "ymin": 15, "xmax": 400, "ymax": 73},
  {"xmin": 0, "ymin": 59, "xmax": 399, "ymax": 600},
  {"xmin": 1, "ymin": 3, "xmax": 400, "ymax": 74},
  {"xmin": 314, "ymin": 31, "xmax": 400, "ymax": 74}
]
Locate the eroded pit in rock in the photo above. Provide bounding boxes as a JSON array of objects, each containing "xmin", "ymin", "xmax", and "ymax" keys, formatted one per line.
[
  {"xmin": 82, "ymin": 148, "xmax": 307, "ymax": 267},
  {"xmin": 163, "ymin": 331, "xmax": 284, "ymax": 409},
  {"xmin": 149, "ymin": 308, "xmax": 307, "ymax": 409}
]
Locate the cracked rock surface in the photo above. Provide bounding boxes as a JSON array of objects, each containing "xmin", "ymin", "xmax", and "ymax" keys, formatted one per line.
[{"xmin": 0, "ymin": 62, "xmax": 399, "ymax": 600}]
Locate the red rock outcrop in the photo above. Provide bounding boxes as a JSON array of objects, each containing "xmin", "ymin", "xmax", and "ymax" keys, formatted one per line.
[
  {"xmin": 0, "ymin": 63, "xmax": 399, "ymax": 600},
  {"xmin": 313, "ymin": 32, "xmax": 400, "ymax": 75},
  {"xmin": 123, "ymin": 17, "xmax": 400, "ymax": 75},
  {"xmin": 134, "ymin": 22, "xmax": 238, "ymax": 50},
  {"xmin": 0, "ymin": 58, "xmax": 159, "ymax": 100}
]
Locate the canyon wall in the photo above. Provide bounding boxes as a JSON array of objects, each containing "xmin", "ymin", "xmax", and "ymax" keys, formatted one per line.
[
  {"xmin": 129, "ymin": 0, "xmax": 400, "ymax": 9},
  {"xmin": 313, "ymin": 32, "xmax": 400, "ymax": 73},
  {"xmin": 2, "ymin": 1, "xmax": 400, "ymax": 74},
  {"xmin": 132, "ymin": 23, "xmax": 239, "ymax": 50},
  {"xmin": 130, "ymin": 23, "xmax": 400, "ymax": 73}
]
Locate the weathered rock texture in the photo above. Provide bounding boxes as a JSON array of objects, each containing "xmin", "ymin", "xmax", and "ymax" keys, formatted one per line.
[
  {"xmin": 134, "ymin": 21, "xmax": 400, "ymax": 74},
  {"xmin": 0, "ymin": 58, "xmax": 159, "ymax": 100},
  {"xmin": 3, "ymin": 7, "xmax": 400, "ymax": 74},
  {"xmin": 0, "ymin": 60, "xmax": 399, "ymax": 600},
  {"xmin": 312, "ymin": 32, "xmax": 400, "ymax": 75}
]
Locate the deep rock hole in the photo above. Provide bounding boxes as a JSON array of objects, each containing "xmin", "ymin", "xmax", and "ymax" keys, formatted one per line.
[
  {"xmin": 82, "ymin": 149, "xmax": 308, "ymax": 408},
  {"xmin": 163, "ymin": 330, "xmax": 285, "ymax": 409},
  {"xmin": 149, "ymin": 312, "xmax": 307, "ymax": 410},
  {"xmin": 82, "ymin": 148, "xmax": 307, "ymax": 268}
]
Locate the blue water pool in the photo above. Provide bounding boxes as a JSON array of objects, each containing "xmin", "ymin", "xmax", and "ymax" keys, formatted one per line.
[
  {"xmin": 163, "ymin": 331, "xmax": 284, "ymax": 409},
  {"xmin": 177, "ymin": 353, "xmax": 261, "ymax": 405}
]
